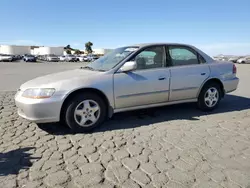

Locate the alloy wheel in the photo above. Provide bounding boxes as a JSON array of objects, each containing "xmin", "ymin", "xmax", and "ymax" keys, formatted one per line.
[
  {"xmin": 74, "ymin": 100, "xmax": 100, "ymax": 127},
  {"xmin": 204, "ymin": 87, "xmax": 219, "ymax": 108}
]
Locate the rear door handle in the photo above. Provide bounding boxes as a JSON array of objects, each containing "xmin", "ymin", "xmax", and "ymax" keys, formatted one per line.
[
  {"xmin": 201, "ymin": 73, "xmax": 206, "ymax": 75},
  {"xmin": 158, "ymin": 77, "xmax": 166, "ymax": 80}
]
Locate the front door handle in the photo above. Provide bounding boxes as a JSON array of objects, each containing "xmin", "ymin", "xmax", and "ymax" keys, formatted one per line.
[
  {"xmin": 158, "ymin": 77, "xmax": 166, "ymax": 80},
  {"xmin": 201, "ymin": 73, "xmax": 206, "ymax": 75}
]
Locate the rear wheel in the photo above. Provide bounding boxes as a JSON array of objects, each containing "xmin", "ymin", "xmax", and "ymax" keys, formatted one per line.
[
  {"xmin": 197, "ymin": 82, "xmax": 222, "ymax": 111},
  {"xmin": 63, "ymin": 92, "xmax": 107, "ymax": 132}
]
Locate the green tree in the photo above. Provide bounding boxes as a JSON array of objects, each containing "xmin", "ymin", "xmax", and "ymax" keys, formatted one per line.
[
  {"xmin": 66, "ymin": 49, "xmax": 71, "ymax": 54},
  {"xmin": 74, "ymin": 50, "xmax": 81, "ymax": 55},
  {"xmin": 85, "ymin": 42, "xmax": 93, "ymax": 54},
  {"xmin": 65, "ymin": 45, "xmax": 71, "ymax": 49}
]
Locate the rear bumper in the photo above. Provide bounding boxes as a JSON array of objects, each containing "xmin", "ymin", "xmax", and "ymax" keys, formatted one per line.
[{"xmin": 223, "ymin": 77, "xmax": 239, "ymax": 93}]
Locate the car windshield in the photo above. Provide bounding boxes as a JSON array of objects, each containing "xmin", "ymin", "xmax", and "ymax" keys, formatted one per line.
[{"xmin": 85, "ymin": 46, "xmax": 139, "ymax": 71}]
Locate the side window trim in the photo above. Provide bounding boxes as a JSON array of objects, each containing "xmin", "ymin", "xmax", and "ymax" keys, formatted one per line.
[
  {"xmin": 167, "ymin": 45, "xmax": 206, "ymax": 66},
  {"xmin": 162, "ymin": 45, "xmax": 167, "ymax": 68},
  {"xmin": 198, "ymin": 54, "xmax": 206, "ymax": 64},
  {"xmin": 165, "ymin": 45, "xmax": 173, "ymax": 67}
]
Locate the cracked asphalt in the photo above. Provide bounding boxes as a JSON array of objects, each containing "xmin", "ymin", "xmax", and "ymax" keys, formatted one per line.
[{"xmin": 0, "ymin": 62, "xmax": 250, "ymax": 188}]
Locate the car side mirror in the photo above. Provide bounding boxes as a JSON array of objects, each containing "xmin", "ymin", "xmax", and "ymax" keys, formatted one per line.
[{"xmin": 119, "ymin": 61, "xmax": 137, "ymax": 72}]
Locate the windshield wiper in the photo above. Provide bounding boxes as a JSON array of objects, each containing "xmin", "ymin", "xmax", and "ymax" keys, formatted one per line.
[
  {"xmin": 95, "ymin": 69, "xmax": 106, "ymax": 72},
  {"xmin": 80, "ymin": 66, "xmax": 106, "ymax": 72},
  {"xmin": 80, "ymin": 66, "xmax": 95, "ymax": 71}
]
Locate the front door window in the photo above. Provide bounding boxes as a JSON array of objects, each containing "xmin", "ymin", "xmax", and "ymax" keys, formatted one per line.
[{"xmin": 132, "ymin": 46, "xmax": 165, "ymax": 70}]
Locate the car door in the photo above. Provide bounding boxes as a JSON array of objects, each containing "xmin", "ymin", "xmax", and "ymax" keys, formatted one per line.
[
  {"xmin": 114, "ymin": 45, "xmax": 170, "ymax": 109},
  {"xmin": 167, "ymin": 45, "xmax": 210, "ymax": 101}
]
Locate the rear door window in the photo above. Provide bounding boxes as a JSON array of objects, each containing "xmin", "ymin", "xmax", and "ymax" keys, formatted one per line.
[{"xmin": 168, "ymin": 46, "xmax": 200, "ymax": 66}]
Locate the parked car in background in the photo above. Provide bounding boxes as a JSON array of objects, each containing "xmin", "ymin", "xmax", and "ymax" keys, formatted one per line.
[
  {"xmin": 228, "ymin": 56, "xmax": 240, "ymax": 63},
  {"xmin": 59, "ymin": 56, "xmax": 66, "ymax": 61},
  {"xmin": 213, "ymin": 55, "xmax": 230, "ymax": 61},
  {"xmin": 0, "ymin": 54, "xmax": 13, "ymax": 62},
  {"xmin": 87, "ymin": 54, "xmax": 99, "ymax": 62},
  {"xmin": 40, "ymin": 55, "xmax": 46, "ymax": 61},
  {"xmin": 77, "ymin": 56, "xmax": 85, "ymax": 62},
  {"xmin": 36, "ymin": 55, "xmax": 40, "ymax": 60},
  {"xmin": 16, "ymin": 55, "xmax": 23, "ymax": 60},
  {"xmin": 15, "ymin": 43, "xmax": 239, "ymax": 132},
  {"xmin": 46, "ymin": 54, "xmax": 60, "ymax": 62},
  {"xmin": 65, "ymin": 54, "xmax": 77, "ymax": 62},
  {"xmin": 11, "ymin": 55, "xmax": 19, "ymax": 61},
  {"xmin": 83, "ymin": 56, "xmax": 89, "ymax": 62},
  {"xmin": 23, "ymin": 54, "xmax": 36, "ymax": 62},
  {"xmin": 237, "ymin": 56, "xmax": 250, "ymax": 64}
]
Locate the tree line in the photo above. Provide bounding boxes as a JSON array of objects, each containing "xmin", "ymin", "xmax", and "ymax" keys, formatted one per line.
[{"xmin": 64, "ymin": 42, "xmax": 93, "ymax": 55}]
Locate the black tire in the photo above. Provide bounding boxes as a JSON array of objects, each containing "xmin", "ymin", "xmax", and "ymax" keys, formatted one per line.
[
  {"xmin": 63, "ymin": 92, "xmax": 107, "ymax": 132},
  {"xmin": 242, "ymin": 61, "xmax": 245, "ymax": 64},
  {"xmin": 197, "ymin": 82, "xmax": 222, "ymax": 111}
]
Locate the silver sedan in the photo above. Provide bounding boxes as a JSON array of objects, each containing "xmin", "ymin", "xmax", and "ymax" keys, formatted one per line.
[{"xmin": 15, "ymin": 43, "xmax": 239, "ymax": 132}]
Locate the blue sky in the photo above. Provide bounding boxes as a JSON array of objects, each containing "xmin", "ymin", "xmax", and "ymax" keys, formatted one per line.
[{"xmin": 1, "ymin": 0, "xmax": 250, "ymax": 55}]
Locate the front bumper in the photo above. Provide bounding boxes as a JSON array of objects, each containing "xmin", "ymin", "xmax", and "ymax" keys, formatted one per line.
[
  {"xmin": 15, "ymin": 91, "xmax": 65, "ymax": 123},
  {"xmin": 223, "ymin": 77, "xmax": 239, "ymax": 93}
]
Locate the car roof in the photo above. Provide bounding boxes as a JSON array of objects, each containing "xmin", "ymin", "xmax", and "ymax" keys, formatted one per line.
[
  {"xmin": 131, "ymin": 43, "xmax": 195, "ymax": 48},
  {"xmin": 129, "ymin": 42, "xmax": 215, "ymax": 63}
]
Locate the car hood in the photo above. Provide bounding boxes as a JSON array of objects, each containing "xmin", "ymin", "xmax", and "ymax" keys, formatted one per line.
[{"xmin": 20, "ymin": 69, "xmax": 105, "ymax": 91}]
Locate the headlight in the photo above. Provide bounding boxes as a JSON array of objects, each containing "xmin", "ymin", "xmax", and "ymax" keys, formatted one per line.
[{"xmin": 22, "ymin": 88, "xmax": 55, "ymax": 99}]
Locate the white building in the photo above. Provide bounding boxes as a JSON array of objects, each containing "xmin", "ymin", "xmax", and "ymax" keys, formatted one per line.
[
  {"xmin": 0, "ymin": 45, "xmax": 31, "ymax": 55},
  {"xmin": 0, "ymin": 44, "xmax": 64, "ymax": 56},
  {"xmin": 0, "ymin": 44, "xmax": 111, "ymax": 56},
  {"xmin": 92, "ymin": 48, "xmax": 113, "ymax": 55},
  {"xmin": 31, "ymin": 48, "xmax": 40, "ymax": 55},
  {"xmin": 32, "ymin": 46, "xmax": 64, "ymax": 56}
]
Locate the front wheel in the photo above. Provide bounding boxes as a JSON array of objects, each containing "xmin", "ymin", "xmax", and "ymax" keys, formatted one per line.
[
  {"xmin": 63, "ymin": 93, "xmax": 107, "ymax": 132},
  {"xmin": 197, "ymin": 82, "xmax": 222, "ymax": 111}
]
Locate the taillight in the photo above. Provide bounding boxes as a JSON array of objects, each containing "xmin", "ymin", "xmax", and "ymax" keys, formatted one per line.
[{"xmin": 233, "ymin": 64, "xmax": 237, "ymax": 74}]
